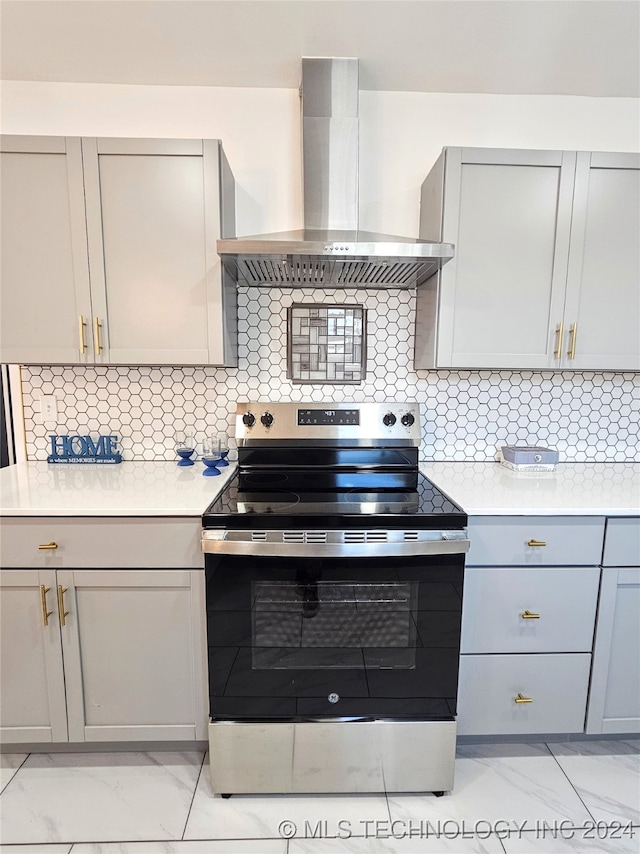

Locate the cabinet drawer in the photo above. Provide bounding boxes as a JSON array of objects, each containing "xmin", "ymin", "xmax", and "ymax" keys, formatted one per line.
[
  {"xmin": 461, "ymin": 567, "xmax": 599, "ymax": 653},
  {"xmin": 467, "ymin": 517, "xmax": 605, "ymax": 566},
  {"xmin": 457, "ymin": 653, "xmax": 590, "ymax": 735},
  {"xmin": 1, "ymin": 517, "xmax": 202, "ymax": 568},
  {"xmin": 603, "ymin": 518, "xmax": 640, "ymax": 567}
]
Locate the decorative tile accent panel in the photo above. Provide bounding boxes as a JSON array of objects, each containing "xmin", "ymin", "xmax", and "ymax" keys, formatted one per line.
[
  {"xmin": 287, "ymin": 304, "xmax": 366, "ymax": 383},
  {"xmin": 20, "ymin": 287, "xmax": 639, "ymax": 462}
]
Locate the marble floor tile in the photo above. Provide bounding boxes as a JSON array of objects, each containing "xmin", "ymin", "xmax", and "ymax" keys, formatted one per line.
[
  {"xmin": 0, "ymin": 751, "xmax": 204, "ymax": 845},
  {"xmin": 289, "ymin": 834, "xmax": 505, "ymax": 853},
  {"xmin": 0, "ymin": 753, "xmax": 28, "ymax": 792},
  {"xmin": 0, "ymin": 847, "xmax": 72, "ymax": 854},
  {"xmin": 70, "ymin": 842, "xmax": 286, "ymax": 854},
  {"xmin": 547, "ymin": 739, "xmax": 640, "ymax": 826},
  {"xmin": 183, "ymin": 756, "xmax": 391, "ymax": 840},
  {"xmin": 387, "ymin": 743, "xmax": 593, "ymax": 831},
  {"xmin": 502, "ymin": 827, "xmax": 640, "ymax": 853}
]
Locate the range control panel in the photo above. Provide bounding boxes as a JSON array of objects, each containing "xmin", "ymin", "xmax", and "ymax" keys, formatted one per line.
[
  {"xmin": 297, "ymin": 409, "xmax": 360, "ymax": 426},
  {"xmin": 235, "ymin": 402, "xmax": 421, "ymax": 445}
]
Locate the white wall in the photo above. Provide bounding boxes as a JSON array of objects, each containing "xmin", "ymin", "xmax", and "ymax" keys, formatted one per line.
[
  {"xmin": 1, "ymin": 80, "xmax": 638, "ymax": 238},
  {"xmin": 0, "ymin": 81, "xmax": 301, "ymax": 237},
  {"xmin": 359, "ymin": 91, "xmax": 640, "ymax": 236}
]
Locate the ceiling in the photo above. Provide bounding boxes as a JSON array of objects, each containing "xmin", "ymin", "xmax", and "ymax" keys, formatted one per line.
[{"xmin": 1, "ymin": 0, "xmax": 638, "ymax": 98}]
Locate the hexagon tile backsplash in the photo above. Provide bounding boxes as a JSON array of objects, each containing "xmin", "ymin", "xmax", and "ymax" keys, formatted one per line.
[{"xmin": 20, "ymin": 287, "xmax": 639, "ymax": 462}]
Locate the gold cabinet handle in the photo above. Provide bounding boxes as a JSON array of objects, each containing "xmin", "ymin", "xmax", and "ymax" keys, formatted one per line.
[
  {"xmin": 527, "ymin": 539, "xmax": 546, "ymax": 547},
  {"xmin": 93, "ymin": 316, "xmax": 103, "ymax": 355},
  {"xmin": 78, "ymin": 315, "xmax": 87, "ymax": 354},
  {"xmin": 57, "ymin": 585, "xmax": 69, "ymax": 627},
  {"xmin": 515, "ymin": 693, "xmax": 533, "ymax": 704},
  {"xmin": 40, "ymin": 585, "xmax": 53, "ymax": 626},
  {"xmin": 567, "ymin": 322, "xmax": 577, "ymax": 359},
  {"xmin": 38, "ymin": 541, "xmax": 58, "ymax": 550},
  {"xmin": 553, "ymin": 322, "xmax": 564, "ymax": 359},
  {"xmin": 521, "ymin": 610, "xmax": 541, "ymax": 620}
]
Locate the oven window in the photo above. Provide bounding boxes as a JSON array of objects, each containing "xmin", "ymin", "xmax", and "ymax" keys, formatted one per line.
[{"xmin": 252, "ymin": 579, "xmax": 418, "ymax": 670}]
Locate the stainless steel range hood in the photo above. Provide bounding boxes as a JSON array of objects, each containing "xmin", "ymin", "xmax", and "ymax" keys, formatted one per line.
[{"xmin": 217, "ymin": 58, "xmax": 454, "ymax": 288}]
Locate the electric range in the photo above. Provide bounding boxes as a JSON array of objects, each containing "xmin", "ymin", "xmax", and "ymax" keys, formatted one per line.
[{"xmin": 201, "ymin": 402, "xmax": 468, "ymax": 796}]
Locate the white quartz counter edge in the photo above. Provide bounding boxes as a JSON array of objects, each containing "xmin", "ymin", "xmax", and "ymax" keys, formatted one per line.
[
  {"xmin": 0, "ymin": 461, "xmax": 237, "ymax": 517},
  {"xmin": 420, "ymin": 462, "xmax": 640, "ymax": 516}
]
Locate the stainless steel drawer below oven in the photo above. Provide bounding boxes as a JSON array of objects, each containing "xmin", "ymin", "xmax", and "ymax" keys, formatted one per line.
[{"xmin": 208, "ymin": 719, "xmax": 457, "ymax": 794}]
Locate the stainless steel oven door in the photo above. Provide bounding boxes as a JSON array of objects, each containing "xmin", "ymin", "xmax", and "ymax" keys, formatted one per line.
[{"xmin": 203, "ymin": 529, "xmax": 468, "ymax": 721}]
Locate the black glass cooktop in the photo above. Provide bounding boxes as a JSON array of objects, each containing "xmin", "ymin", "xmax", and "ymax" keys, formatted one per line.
[{"xmin": 203, "ymin": 470, "xmax": 466, "ymax": 530}]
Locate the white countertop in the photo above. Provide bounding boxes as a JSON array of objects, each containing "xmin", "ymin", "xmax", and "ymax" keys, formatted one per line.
[
  {"xmin": 420, "ymin": 462, "xmax": 640, "ymax": 516},
  {"xmin": 2, "ymin": 460, "xmax": 638, "ymax": 519},
  {"xmin": 0, "ymin": 461, "xmax": 236, "ymax": 517}
]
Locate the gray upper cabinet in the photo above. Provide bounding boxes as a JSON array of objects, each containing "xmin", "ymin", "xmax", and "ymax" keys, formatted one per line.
[
  {"xmin": 415, "ymin": 147, "xmax": 640, "ymax": 371},
  {"xmin": 0, "ymin": 136, "xmax": 237, "ymax": 367},
  {"xmin": 563, "ymin": 152, "xmax": 640, "ymax": 370},
  {"xmin": 0, "ymin": 136, "xmax": 92, "ymax": 365},
  {"xmin": 83, "ymin": 138, "xmax": 237, "ymax": 366}
]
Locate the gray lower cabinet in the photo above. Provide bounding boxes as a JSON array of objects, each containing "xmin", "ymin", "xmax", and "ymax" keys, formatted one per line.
[
  {"xmin": 0, "ymin": 518, "xmax": 208, "ymax": 744},
  {"xmin": 586, "ymin": 518, "xmax": 640, "ymax": 734},
  {"xmin": 460, "ymin": 567, "xmax": 600, "ymax": 655},
  {"xmin": 457, "ymin": 515, "xmax": 605, "ymax": 736},
  {"xmin": 0, "ymin": 135, "xmax": 237, "ymax": 366},
  {"xmin": 416, "ymin": 147, "xmax": 640, "ymax": 371},
  {"xmin": 0, "ymin": 569, "xmax": 68, "ymax": 743},
  {"xmin": 458, "ymin": 654, "xmax": 592, "ymax": 736}
]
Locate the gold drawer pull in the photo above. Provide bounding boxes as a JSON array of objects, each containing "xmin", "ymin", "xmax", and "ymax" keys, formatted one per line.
[
  {"xmin": 57, "ymin": 585, "xmax": 69, "ymax": 627},
  {"xmin": 38, "ymin": 541, "xmax": 58, "ymax": 550},
  {"xmin": 521, "ymin": 610, "xmax": 541, "ymax": 620},
  {"xmin": 515, "ymin": 693, "xmax": 533, "ymax": 704},
  {"xmin": 553, "ymin": 322, "xmax": 564, "ymax": 359},
  {"xmin": 40, "ymin": 585, "xmax": 53, "ymax": 626},
  {"xmin": 78, "ymin": 315, "xmax": 87, "ymax": 354},
  {"xmin": 567, "ymin": 322, "xmax": 577, "ymax": 359},
  {"xmin": 93, "ymin": 316, "xmax": 103, "ymax": 355},
  {"xmin": 527, "ymin": 539, "xmax": 546, "ymax": 547}
]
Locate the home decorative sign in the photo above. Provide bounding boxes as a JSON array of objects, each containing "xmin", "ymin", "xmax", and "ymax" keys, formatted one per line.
[
  {"xmin": 47, "ymin": 435, "xmax": 122, "ymax": 464},
  {"xmin": 287, "ymin": 303, "xmax": 366, "ymax": 383}
]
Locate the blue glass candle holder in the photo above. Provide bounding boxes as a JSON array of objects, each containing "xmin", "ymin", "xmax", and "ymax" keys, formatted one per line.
[
  {"xmin": 202, "ymin": 456, "xmax": 222, "ymax": 476},
  {"xmin": 175, "ymin": 432, "xmax": 196, "ymax": 466},
  {"xmin": 216, "ymin": 432, "xmax": 230, "ymax": 466},
  {"xmin": 201, "ymin": 437, "xmax": 222, "ymax": 476},
  {"xmin": 176, "ymin": 448, "xmax": 195, "ymax": 466}
]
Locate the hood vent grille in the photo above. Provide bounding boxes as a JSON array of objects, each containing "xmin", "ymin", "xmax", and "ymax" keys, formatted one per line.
[{"xmin": 234, "ymin": 257, "xmax": 434, "ymax": 288}]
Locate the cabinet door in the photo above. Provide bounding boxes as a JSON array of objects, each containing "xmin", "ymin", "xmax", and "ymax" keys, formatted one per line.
[
  {"xmin": 461, "ymin": 567, "xmax": 600, "ymax": 654},
  {"xmin": 0, "ymin": 569, "xmax": 68, "ymax": 743},
  {"xmin": 59, "ymin": 569, "xmax": 207, "ymax": 742},
  {"xmin": 563, "ymin": 152, "xmax": 640, "ymax": 370},
  {"xmin": 466, "ymin": 515, "xmax": 605, "ymax": 567},
  {"xmin": 586, "ymin": 567, "xmax": 640, "ymax": 734},
  {"xmin": 422, "ymin": 148, "xmax": 575, "ymax": 369},
  {"xmin": 83, "ymin": 138, "xmax": 237, "ymax": 365},
  {"xmin": 458, "ymin": 653, "xmax": 591, "ymax": 735},
  {"xmin": 0, "ymin": 136, "xmax": 92, "ymax": 364}
]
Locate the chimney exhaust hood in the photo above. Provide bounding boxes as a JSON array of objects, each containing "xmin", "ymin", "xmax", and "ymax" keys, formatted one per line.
[{"xmin": 217, "ymin": 58, "xmax": 454, "ymax": 288}]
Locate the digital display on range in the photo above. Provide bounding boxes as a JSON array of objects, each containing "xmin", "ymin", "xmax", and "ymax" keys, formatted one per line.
[{"xmin": 297, "ymin": 409, "xmax": 360, "ymax": 426}]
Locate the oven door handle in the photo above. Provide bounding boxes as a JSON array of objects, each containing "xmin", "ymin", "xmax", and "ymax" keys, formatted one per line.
[{"xmin": 201, "ymin": 530, "xmax": 470, "ymax": 557}]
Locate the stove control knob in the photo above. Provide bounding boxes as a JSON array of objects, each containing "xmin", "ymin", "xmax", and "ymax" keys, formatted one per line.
[
  {"xmin": 242, "ymin": 412, "xmax": 255, "ymax": 428},
  {"xmin": 401, "ymin": 413, "xmax": 415, "ymax": 427},
  {"xmin": 261, "ymin": 412, "xmax": 274, "ymax": 428},
  {"xmin": 382, "ymin": 412, "xmax": 397, "ymax": 427}
]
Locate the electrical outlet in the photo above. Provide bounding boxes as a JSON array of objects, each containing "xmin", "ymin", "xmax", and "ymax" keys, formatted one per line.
[{"xmin": 39, "ymin": 395, "xmax": 58, "ymax": 422}]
